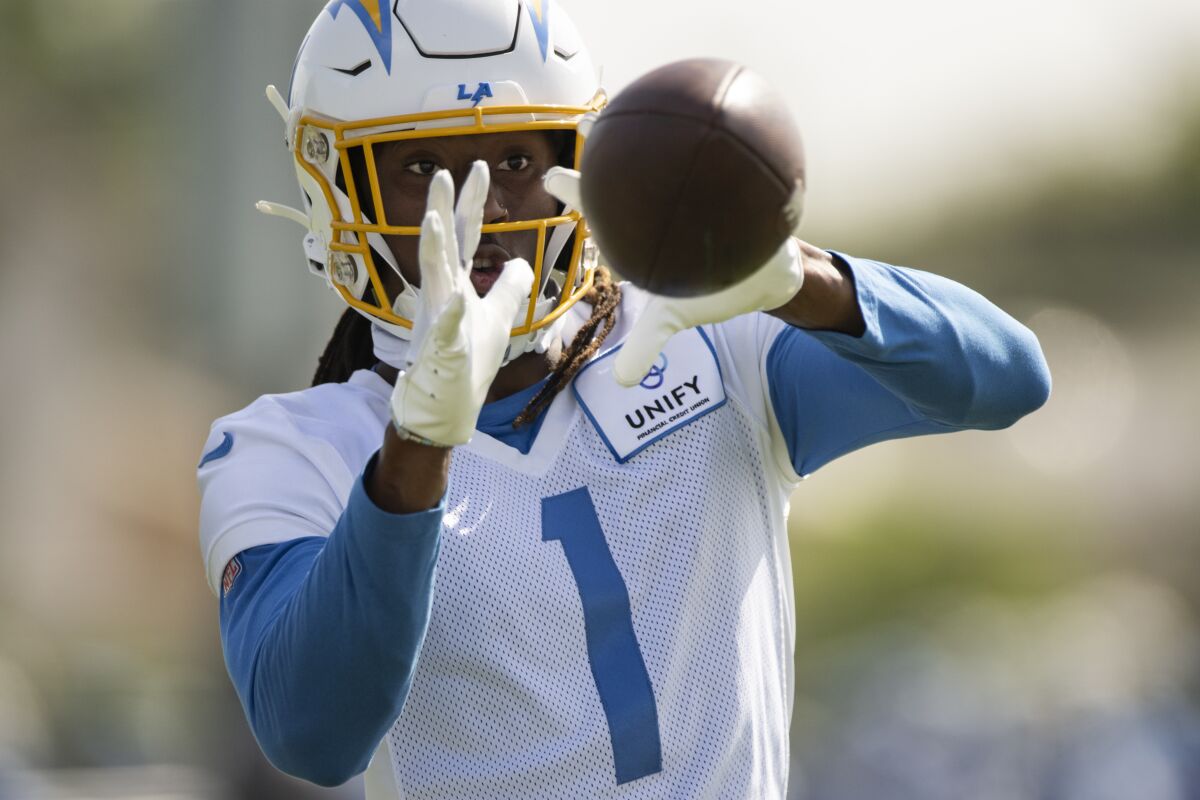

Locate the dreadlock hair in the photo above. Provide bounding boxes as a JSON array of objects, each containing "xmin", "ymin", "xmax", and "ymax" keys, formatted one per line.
[
  {"xmin": 312, "ymin": 306, "xmax": 376, "ymax": 386},
  {"xmin": 511, "ymin": 266, "xmax": 620, "ymax": 428}
]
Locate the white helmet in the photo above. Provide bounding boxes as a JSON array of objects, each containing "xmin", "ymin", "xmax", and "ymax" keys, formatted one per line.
[{"xmin": 258, "ymin": 0, "xmax": 604, "ymax": 356}]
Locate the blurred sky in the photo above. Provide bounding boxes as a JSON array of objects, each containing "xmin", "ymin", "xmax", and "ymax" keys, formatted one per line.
[{"xmin": 558, "ymin": 0, "xmax": 1200, "ymax": 229}]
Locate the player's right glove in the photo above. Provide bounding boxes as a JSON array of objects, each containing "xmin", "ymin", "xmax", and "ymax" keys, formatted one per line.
[{"xmin": 390, "ymin": 162, "xmax": 534, "ymax": 447}]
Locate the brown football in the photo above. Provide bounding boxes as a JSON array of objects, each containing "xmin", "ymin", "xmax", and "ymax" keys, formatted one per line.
[{"xmin": 579, "ymin": 58, "xmax": 805, "ymax": 297}]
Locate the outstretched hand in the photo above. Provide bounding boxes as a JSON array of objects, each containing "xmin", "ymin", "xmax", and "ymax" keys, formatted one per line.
[
  {"xmin": 391, "ymin": 162, "xmax": 534, "ymax": 447},
  {"xmin": 610, "ymin": 239, "xmax": 804, "ymax": 385}
]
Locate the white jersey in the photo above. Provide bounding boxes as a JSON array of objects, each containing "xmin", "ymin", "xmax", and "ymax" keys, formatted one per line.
[{"xmin": 198, "ymin": 289, "xmax": 803, "ymax": 799}]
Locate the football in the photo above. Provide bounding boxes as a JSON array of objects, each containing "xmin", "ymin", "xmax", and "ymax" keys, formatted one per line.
[{"xmin": 580, "ymin": 58, "xmax": 805, "ymax": 297}]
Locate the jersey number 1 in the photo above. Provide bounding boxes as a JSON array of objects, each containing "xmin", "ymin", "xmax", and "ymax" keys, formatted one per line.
[{"xmin": 541, "ymin": 487, "xmax": 663, "ymax": 785}]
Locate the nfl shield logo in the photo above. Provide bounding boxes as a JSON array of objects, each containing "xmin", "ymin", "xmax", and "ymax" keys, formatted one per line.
[{"xmin": 222, "ymin": 556, "xmax": 243, "ymax": 597}]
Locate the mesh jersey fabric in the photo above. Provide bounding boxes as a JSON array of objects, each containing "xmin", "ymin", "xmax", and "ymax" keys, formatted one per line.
[
  {"xmin": 198, "ymin": 287, "xmax": 800, "ymax": 798},
  {"xmin": 380, "ymin": 358, "xmax": 796, "ymax": 799}
]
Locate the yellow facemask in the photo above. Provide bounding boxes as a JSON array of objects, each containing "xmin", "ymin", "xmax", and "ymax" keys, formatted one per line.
[{"xmin": 292, "ymin": 91, "xmax": 607, "ymax": 337}]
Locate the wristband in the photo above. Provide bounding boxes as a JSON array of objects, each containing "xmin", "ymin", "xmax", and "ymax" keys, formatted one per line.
[{"xmin": 391, "ymin": 420, "xmax": 446, "ymax": 449}]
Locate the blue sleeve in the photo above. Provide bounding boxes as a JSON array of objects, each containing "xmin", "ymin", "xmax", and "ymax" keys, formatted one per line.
[
  {"xmin": 219, "ymin": 453, "xmax": 444, "ymax": 787},
  {"xmin": 767, "ymin": 252, "xmax": 1051, "ymax": 476}
]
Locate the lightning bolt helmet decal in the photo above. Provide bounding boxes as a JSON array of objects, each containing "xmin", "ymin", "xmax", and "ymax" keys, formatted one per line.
[{"xmin": 328, "ymin": 0, "xmax": 394, "ymax": 73}]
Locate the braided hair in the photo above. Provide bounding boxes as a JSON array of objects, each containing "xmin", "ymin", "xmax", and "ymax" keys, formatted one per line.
[
  {"xmin": 511, "ymin": 266, "xmax": 620, "ymax": 428},
  {"xmin": 311, "ymin": 305, "xmax": 375, "ymax": 387}
]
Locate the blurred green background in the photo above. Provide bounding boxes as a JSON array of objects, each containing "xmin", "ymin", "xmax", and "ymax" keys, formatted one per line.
[{"xmin": 0, "ymin": 1, "xmax": 1196, "ymax": 797}]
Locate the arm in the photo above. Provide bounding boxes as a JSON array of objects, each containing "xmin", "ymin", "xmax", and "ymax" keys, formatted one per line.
[
  {"xmin": 219, "ymin": 165, "xmax": 529, "ymax": 786},
  {"xmin": 369, "ymin": 427, "xmax": 450, "ymax": 513},
  {"xmin": 768, "ymin": 240, "xmax": 866, "ymax": 336},
  {"xmin": 220, "ymin": 455, "xmax": 444, "ymax": 787},
  {"xmin": 765, "ymin": 248, "xmax": 1051, "ymax": 476}
]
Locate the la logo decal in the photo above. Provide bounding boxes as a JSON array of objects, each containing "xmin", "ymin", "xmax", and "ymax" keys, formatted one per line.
[{"xmin": 457, "ymin": 82, "xmax": 494, "ymax": 107}]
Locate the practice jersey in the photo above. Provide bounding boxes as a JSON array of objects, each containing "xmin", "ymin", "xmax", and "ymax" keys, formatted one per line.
[
  {"xmin": 201, "ymin": 292, "xmax": 803, "ymax": 799},
  {"xmin": 198, "ymin": 256, "xmax": 1051, "ymax": 798}
]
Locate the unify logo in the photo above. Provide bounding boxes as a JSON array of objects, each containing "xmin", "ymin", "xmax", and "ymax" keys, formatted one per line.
[
  {"xmin": 625, "ymin": 375, "xmax": 705, "ymax": 432},
  {"xmin": 639, "ymin": 354, "xmax": 668, "ymax": 390},
  {"xmin": 457, "ymin": 82, "xmax": 494, "ymax": 107},
  {"xmin": 572, "ymin": 327, "xmax": 726, "ymax": 463}
]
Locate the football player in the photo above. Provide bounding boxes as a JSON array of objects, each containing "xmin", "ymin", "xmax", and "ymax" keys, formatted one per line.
[{"xmin": 198, "ymin": 1, "xmax": 1052, "ymax": 797}]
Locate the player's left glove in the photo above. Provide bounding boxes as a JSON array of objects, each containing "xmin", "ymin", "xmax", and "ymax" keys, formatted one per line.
[
  {"xmin": 544, "ymin": 165, "xmax": 804, "ymax": 387},
  {"xmin": 391, "ymin": 162, "xmax": 534, "ymax": 447}
]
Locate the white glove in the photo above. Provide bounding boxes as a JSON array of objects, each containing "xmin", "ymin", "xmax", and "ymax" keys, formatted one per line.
[
  {"xmin": 391, "ymin": 163, "xmax": 534, "ymax": 447},
  {"xmin": 544, "ymin": 167, "xmax": 805, "ymax": 387}
]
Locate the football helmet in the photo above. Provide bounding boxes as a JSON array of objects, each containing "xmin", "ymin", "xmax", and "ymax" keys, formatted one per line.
[{"xmin": 258, "ymin": 0, "xmax": 604, "ymax": 357}]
